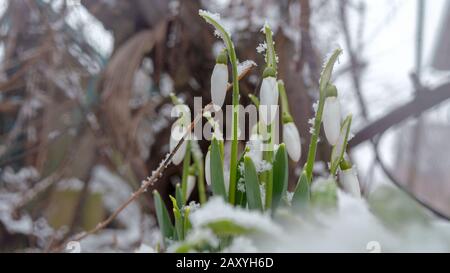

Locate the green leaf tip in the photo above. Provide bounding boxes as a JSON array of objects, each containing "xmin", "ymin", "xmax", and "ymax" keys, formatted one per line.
[
  {"xmin": 244, "ymin": 156, "xmax": 263, "ymax": 211},
  {"xmin": 319, "ymin": 48, "xmax": 343, "ymax": 92}
]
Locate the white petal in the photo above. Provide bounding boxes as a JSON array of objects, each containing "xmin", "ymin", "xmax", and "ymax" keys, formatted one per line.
[
  {"xmin": 211, "ymin": 63, "xmax": 228, "ymax": 107},
  {"xmin": 322, "ymin": 97, "xmax": 341, "ymax": 145},
  {"xmin": 283, "ymin": 122, "xmax": 301, "ymax": 162},
  {"xmin": 186, "ymin": 175, "xmax": 196, "ymax": 200},
  {"xmin": 205, "ymin": 150, "xmax": 211, "ymax": 186},
  {"xmin": 339, "ymin": 168, "xmax": 361, "ymax": 198},
  {"xmin": 260, "ymin": 77, "xmax": 278, "ymax": 106},
  {"xmin": 170, "ymin": 124, "xmax": 187, "ymax": 165},
  {"xmin": 259, "ymin": 76, "xmax": 279, "ymax": 125},
  {"xmin": 331, "ymin": 117, "xmax": 351, "ymax": 165},
  {"xmin": 247, "ymin": 134, "xmax": 263, "ymax": 164}
]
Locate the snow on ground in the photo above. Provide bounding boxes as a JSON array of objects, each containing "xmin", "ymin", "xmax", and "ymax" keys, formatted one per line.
[{"xmin": 180, "ymin": 186, "xmax": 450, "ymax": 253}]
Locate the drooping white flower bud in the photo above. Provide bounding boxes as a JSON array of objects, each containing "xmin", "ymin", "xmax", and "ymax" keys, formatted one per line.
[
  {"xmin": 211, "ymin": 51, "xmax": 228, "ymax": 107},
  {"xmin": 339, "ymin": 168, "xmax": 361, "ymax": 198},
  {"xmin": 211, "ymin": 64, "xmax": 228, "ymax": 107},
  {"xmin": 259, "ymin": 67, "xmax": 279, "ymax": 125},
  {"xmin": 205, "ymin": 150, "xmax": 211, "ymax": 186},
  {"xmin": 186, "ymin": 175, "xmax": 196, "ymax": 200},
  {"xmin": 170, "ymin": 104, "xmax": 190, "ymax": 165},
  {"xmin": 322, "ymin": 95, "xmax": 341, "ymax": 146},
  {"xmin": 283, "ymin": 122, "xmax": 301, "ymax": 162},
  {"xmin": 170, "ymin": 124, "xmax": 187, "ymax": 165}
]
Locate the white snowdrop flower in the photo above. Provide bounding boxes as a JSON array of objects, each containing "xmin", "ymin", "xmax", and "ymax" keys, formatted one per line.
[
  {"xmin": 322, "ymin": 85, "xmax": 341, "ymax": 145},
  {"xmin": 259, "ymin": 68, "xmax": 278, "ymax": 125},
  {"xmin": 205, "ymin": 150, "xmax": 211, "ymax": 186},
  {"xmin": 283, "ymin": 122, "xmax": 301, "ymax": 162},
  {"xmin": 169, "ymin": 123, "xmax": 188, "ymax": 165},
  {"xmin": 339, "ymin": 168, "xmax": 361, "ymax": 198},
  {"xmin": 330, "ymin": 116, "xmax": 352, "ymax": 167},
  {"xmin": 210, "ymin": 51, "xmax": 228, "ymax": 107},
  {"xmin": 169, "ymin": 102, "xmax": 191, "ymax": 165},
  {"xmin": 186, "ymin": 175, "xmax": 196, "ymax": 200}
]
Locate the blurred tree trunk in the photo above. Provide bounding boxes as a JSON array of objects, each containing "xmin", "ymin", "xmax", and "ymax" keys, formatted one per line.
[
  {"xmin": 82, "ymin": 0, "xmax": 217, "ymax": 211},
  {"xmin": 82, "ymin": 0, "xmax": 331, "ymax": 194}
]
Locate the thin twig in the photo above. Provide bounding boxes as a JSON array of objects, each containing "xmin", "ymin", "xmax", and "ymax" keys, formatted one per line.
[
  {"xmin": 53, "ymin": 62, "xmax": 256, "ymax": 252},
  {"xmin": 349, "ymin": 81, "xmax": 450, "ymax": 147},
  {"xmin": 338, "ymin": 0, "xmax": 368, "ymax": 118}
]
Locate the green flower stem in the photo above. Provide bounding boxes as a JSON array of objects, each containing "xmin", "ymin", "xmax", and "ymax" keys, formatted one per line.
[
  {"xmin": 199, "ymin": 11, "xmax": 240, "ymax": 204},
  {"xmin": 248, "ymin": 94, "xmax": 260, "ymax": 109},
  {"xmin": 196, "ymin": 161, "xmax": 206, "ymax": 204},
  {"xmin": 304, "ymin": 49, "xmax": 342, "ymax": 182},
  {"xmin": 264, "ymin": 24, "xmax": 277, "ymax": 71},
  {"xmin": 262, "ymin": 23, "xmax": 277, "ymax": 209},
  {"xmin": 264, "ymin": 125, "xmax": 274, "ymax": 210},
  {"xmin": 278, "ymin": 80, "xmax": 294, "ymax": 123},
  {"xmin": 304, "ymin": 95, "xmax": 325, "ymax": 182},
  {"xmin": 278, "ymin": 81, "xmax": 289, "ymax": 115},
  {"xmin": 229, "ymin": 53, "xmax": 239, "ymax": 205},
  {"xmin": 181, "ymin": 141, "xmax": 191, "ymax": 200}
]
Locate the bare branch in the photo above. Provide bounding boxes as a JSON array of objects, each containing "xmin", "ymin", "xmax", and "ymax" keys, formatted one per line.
[
  {"xmin": 52, "ymin": 61, "xmax": 256, "ymax": 252},
  {"xmin": 349, "ymin": 81, "xmax": 450, "ymax": 147}
]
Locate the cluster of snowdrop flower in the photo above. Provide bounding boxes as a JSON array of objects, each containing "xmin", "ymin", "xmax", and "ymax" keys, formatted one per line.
[{"xmin": 152, "ymin": 10, "xmax": 364, "ymax": 252}]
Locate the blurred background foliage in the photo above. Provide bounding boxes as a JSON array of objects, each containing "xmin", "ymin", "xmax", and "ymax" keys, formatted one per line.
[{"xmin": 0, "ymin": 0, "xmax": 449, "ymax": 252}]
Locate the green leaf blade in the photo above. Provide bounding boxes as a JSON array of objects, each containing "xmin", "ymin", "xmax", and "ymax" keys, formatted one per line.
[
  {"xmin": 207, "ymin": 219, "xmax": 253, "ymax": 236},
  {"xmin": 183, "ymin": 207, "xmax": 192, "ymax": 235},
  {"xmin": 153, "ymin": 191, "xmax": 174, "ymax": 244},
  {"xmin": 244, "ymin": 156, "xmax": 263, "ymax": 211},
  {"xmin": 175, "ymin": 183, "xmax": 185, "ymax": 208},
  {"xmin": 210, "ymin": 138, "xmax": 227, "ymax": 199},
  {"xmin": 319, "ymin": 48, "xmax": 343, "ymax": 92},
  {"xmin": 272, "ymin": 144, "xmax": 288, "ymax": 210},
  {"xmin": 292, "ymin": 172, "xmax": 310, "ymax": 210},
  {"xmin": 173, "ymin": 208, "xmax": 184, "ymax": 241}
]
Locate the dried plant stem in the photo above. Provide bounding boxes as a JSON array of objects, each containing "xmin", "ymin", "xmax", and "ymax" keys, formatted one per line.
[{"xmin": 53, "ymin": 63, "xmax": 255, "ymax": 252}]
